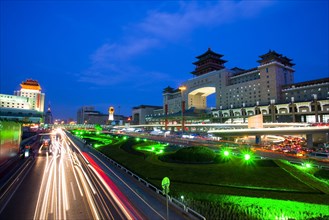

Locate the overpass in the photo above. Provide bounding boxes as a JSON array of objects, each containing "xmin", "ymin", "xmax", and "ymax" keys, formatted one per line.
[
  {"xmin": 113, "ymin": 123, "xmax": 328, "ymax": 147},
  {"xmin": 208, "ymin": 126, "xmax": 329, "ymax": 147},
  {"xmin": 60, "ymin": 123, "xmax": 328, "ymax": 147}
]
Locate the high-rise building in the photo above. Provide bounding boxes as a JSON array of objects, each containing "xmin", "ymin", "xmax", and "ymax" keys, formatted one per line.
[
  {"xmin": 0, "ymin": 79, "xmax": 45, "ymax": 123},
  {"xmin": 14, "ymin": 79, "xmax": 45, "ymax": 112}
]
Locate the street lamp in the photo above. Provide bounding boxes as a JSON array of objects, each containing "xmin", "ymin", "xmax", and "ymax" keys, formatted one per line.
[{"xmin": 179, "ymin": 86, "xmax": 186, "ymax": 135}]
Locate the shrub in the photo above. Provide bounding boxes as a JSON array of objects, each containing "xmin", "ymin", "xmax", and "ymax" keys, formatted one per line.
[{"xmin": 161, "ymin": 146, "xmax": 216, "ymax": 163}]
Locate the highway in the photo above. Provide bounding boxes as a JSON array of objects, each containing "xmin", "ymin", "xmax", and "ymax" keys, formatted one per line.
[{"xmin": 0, "ymin": 129, "xmax": 193, "ymax": 220}]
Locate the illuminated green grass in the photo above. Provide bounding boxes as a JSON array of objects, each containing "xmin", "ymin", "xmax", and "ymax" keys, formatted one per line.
[
  {"xmin": 184, "ymin": 194, "xmax": 329, "ymax": 220},
  {"xmin": 71, "ymin": 131, "xmax": 329, "ymax": 219}
]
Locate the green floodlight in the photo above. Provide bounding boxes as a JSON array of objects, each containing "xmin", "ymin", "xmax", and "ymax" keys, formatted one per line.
[
  {"xmin": 136, "ymin": 137, "xmax": 140, "ymax": 141},
  {"xmin": 224, "ymin": 150, "xmax": 230, "ymax": 156},
  {"xmin": 123, "ymin": 136, "xmax": 127, "ymax": 140},
  {"xmin": 244, "ymin": 154, "xmax": 251, "ymax": 161},
  {"xmin": 304, "ymin": 162, "xmax": 312, "ymax": 168},
  {"xmin": 159, "ymin": 149, "xmax": 164, "ymax": 154},
  {"xmin": 96, "ymin": 131, "xmax": 100, "ymax": 135},
  {"xmin": 152, "ymin": 147, "xmax": 155, "ymax": 151},
  {"xmin": 143, "ymin": 138, "xmax": 147, "ymax": 142}
]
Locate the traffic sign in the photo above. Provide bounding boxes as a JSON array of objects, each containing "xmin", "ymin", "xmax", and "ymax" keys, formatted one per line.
[{"xmin": 162, "ymin": 177, "xmax": 170, "ymax": 189}]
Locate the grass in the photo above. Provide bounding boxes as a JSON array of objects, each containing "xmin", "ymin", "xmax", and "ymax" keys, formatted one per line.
[
  {"xmin": 72, "ymin": 132, "xmax": 329, "ymax": 219},
  {"xmin": 183, "ymin": 194, "xmax": 329, "ymax": 220},
  {"xmin": 160, "ymin": 146, "xmax": 217, "ymax": 163}
]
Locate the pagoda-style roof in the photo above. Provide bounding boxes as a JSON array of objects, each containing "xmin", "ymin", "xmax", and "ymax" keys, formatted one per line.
[
  {"xmin": 195, "ymin": 48, "xmax": 224, "ymax": 59},
  {"xmin": 257, "ymin": 50, "xmax": 295, "ymax": 67},
  {"xmin": 163, "ymin": 86, "xmax": 180, "ymax": 94},
  {"xmin": 191, "ymin": 48, "xmax": 227, "ymax": 76},
  {"xmin": 20, "ymin": 79, "xmax": 42, "ymax": 91},
  {"xmin": 163, "ymin": 86, "xmax": 174, "ymax": 93}
]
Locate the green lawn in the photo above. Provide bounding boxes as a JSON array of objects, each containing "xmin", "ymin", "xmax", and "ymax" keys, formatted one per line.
[
  {"xmin": 95, "ymin": 136, "xmax": 328, "ymax": 202},
  {"xmin": 72, "ymin": 132, "xmax": 329, "ymax": 219}
]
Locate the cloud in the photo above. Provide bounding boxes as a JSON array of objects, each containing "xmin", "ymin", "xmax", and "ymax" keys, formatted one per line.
[
  {"xmin": 90, "ymin": 38, "xmax": 159, "ymax": 66},
  {"xmin": 137, "ymin": 1, "xmax": 274, "ymax": 41},
  {"xmin": 79, "ymin": 1, "xmax": 274, "ymax": 86}
]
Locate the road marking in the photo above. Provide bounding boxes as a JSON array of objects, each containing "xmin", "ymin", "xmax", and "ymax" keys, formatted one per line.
[
  {"xmin": 90, "ymin": 152, "xmax": 165, "ymax": 219},
  {"xmin": 70, "ymin": 182, "xmax": 76, "ymax": 200}
]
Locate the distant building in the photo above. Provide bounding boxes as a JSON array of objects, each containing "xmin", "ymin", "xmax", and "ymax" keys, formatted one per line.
[
  {"xmin": 132, "ymin": 105, "xmax": 162, "ymax": 125},
  {"xmin": 77, "ymin": 106, "xmax": 128, "ymax": 125},
  {"xmin": 145, "ymin": 48, "xmax": 328, "ymax": 124},
  {"xmin": 0, "ymin": 79, "xmax": 45, "ymax": 123},
  {"xmin": 77, "ymin": 106, "xmax": 96, "ymax": 124},
  {"xmin": 14, "ymin": 79, "xmax": 45, "ymax": 112},
  {"xmin": 44, "ymin": 104, "xmax": 53, "ymax": 124}
]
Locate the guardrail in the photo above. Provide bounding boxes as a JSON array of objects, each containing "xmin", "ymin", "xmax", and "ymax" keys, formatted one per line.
[{"xmin": 66, "ymin": 132, "xmax": 206, "ymax": 220}]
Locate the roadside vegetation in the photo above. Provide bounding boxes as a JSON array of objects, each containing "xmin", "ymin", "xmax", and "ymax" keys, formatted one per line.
[{"xmin": 71, "ymin": 130, "xmax": 329, "ymax": 219}]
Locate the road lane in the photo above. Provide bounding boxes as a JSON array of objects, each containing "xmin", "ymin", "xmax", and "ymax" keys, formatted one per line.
[
  {"xmin": 0, "ymin": 133, "xmax": 97, "ymax": 219},
  {"xmin": 1, "ymin": 129, "xmax": 196, "ymax": 220},
  {"xmin": 65, "ymin": 131, "xmax": 195, "ymax": 220}
]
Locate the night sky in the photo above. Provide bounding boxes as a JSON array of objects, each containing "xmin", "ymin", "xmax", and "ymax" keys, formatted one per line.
[{"xmin": 1, "ymin": 1, "xmax": 328, "ymax": 120}]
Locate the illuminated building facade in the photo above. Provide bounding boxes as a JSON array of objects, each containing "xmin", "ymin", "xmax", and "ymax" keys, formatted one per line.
[
  {"xmin": 146, "ymin": 49, "xmax": 329, "ymax": 124},
  {"xmin": 0, "ymin": 94, "xmax": 32, "ymax": 109},
  {"xmin": 14, "ymin": 79, "xmax": 45, "ymax": 112},
  {"xmin": 0, "ymin": 79, "xmax": 45, "ymax": 123}
]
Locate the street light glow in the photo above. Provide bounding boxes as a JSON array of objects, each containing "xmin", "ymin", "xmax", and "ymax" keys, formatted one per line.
[
  {"xmin": 244, "ymin": 154, "xmax": 251, "ymax": 161},
  {"xmin": 179, "ymin": 86, "xmax": 186, "ymax": 91}
]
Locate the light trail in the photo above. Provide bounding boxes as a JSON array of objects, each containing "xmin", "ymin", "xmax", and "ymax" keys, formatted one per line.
[
  {"xmin": 83, "ymin": 152, "xmax": 143, "ymax": 220},
  {"xmin": 89, "ymin": 152, "xmax": 166, "ymax": 219},
  {"xmin": 74, "ymin": 166, "xmax": 101, "ymax": 219},
  {"xmin": 34, "ymin": 130, "xmax": 102, "ymax": 220}
]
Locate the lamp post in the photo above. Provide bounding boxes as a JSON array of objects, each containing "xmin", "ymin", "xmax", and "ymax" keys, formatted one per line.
[{"xmin": 179, "ymin": 86, "xmax": 186, "ymax": 135}]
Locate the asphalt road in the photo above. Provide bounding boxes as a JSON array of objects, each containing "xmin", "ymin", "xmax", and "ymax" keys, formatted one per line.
[{"xmin": 0, "ymin": 129, "xmax": 195, "ymax": 220}]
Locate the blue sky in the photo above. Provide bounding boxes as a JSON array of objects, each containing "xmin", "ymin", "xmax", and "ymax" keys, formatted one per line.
[{"xmin": 1, "ymin": 0, "xmax": 328, "ymax": 120}]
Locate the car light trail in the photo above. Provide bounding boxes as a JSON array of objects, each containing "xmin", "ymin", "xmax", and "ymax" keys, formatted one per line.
[
  {"xmin": 89, "ymin": 152, "xmax": 166, "ymax": 219},
  {"xmin": 83, "ymin": 152, "xmax": 143, "ymax": 220},
  {"xmin": 74, "ymin": 166, "xmax": 101, "ymax": 219},
  {"xmin": 33, "ymin": 134, "xmax": 101, "ymax": 220}
]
